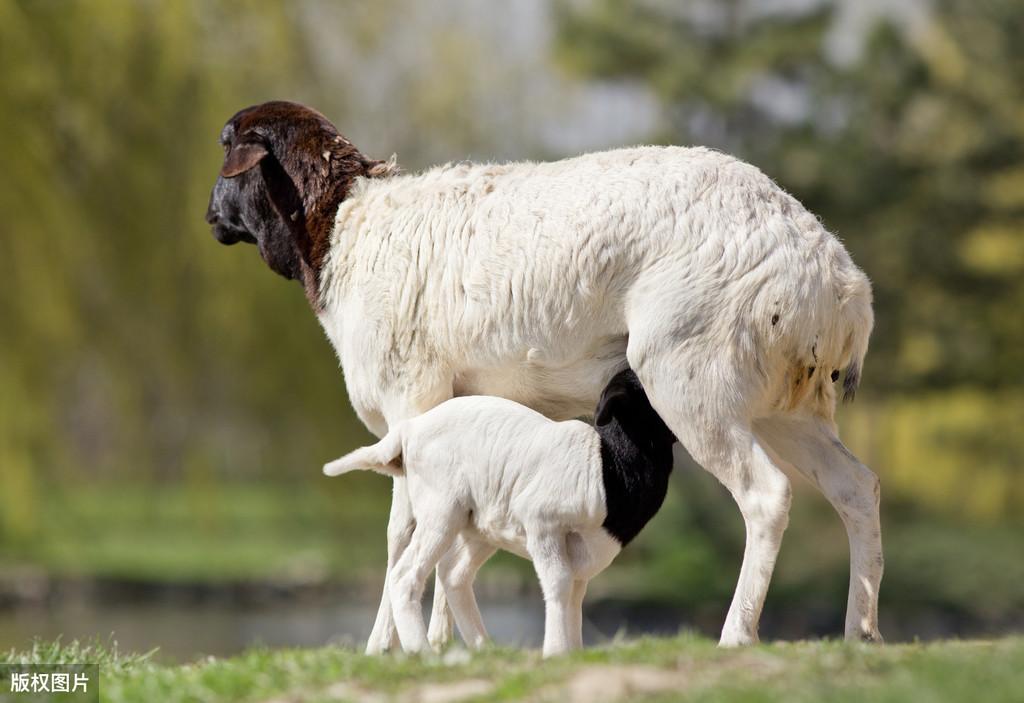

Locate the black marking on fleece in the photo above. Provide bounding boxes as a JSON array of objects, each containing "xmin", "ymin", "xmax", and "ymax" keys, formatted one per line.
[{"xmin": 595, "ymin": 370, "xmax": 677, "ymax": 546}]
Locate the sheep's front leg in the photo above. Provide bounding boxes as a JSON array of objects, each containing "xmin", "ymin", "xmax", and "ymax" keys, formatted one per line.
[{"xmin": 528, "ymin": 532, "xmax": 575, "ymax": 657}]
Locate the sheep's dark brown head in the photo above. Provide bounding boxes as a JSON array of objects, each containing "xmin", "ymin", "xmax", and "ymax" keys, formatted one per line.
[{"xmin": 205, "ymin": 101, "xmax": 391, "ymax": 305}]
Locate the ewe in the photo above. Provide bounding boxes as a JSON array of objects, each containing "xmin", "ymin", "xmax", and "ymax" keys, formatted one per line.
[{"xmin": 207, "ymin": 101, "xmax": 882, "ymax": 652}]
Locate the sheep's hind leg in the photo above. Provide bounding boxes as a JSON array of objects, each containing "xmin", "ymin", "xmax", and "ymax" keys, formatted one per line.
[
  {"xmin": 374, "ymin": 378, "xmax": 458, "ymax": 654},
  {"xmin": 754, "ymin": 413, "xmax": 884, "ymax": 642},
  {"xmin": 628, "ymin": 336, "xmax": 791, "ymax": 647},
  {"xmin": 388, "ymin": 516, "xmax": 462, "ymax": 654},
  {"xmin": 366, "ymin": 476, "xmax": 413, "ymax": 654},
  {"xmin": 437, "ymin": 533, "xmax": 496, "ymax": 649}
]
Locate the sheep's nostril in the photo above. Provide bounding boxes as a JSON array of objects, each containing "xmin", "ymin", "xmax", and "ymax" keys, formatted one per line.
[{"xmin": 205, "ymin": 207, "xmax": 220, "ymax": 225}]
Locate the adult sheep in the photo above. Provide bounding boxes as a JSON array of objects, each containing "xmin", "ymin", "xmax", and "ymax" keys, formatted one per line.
[{"xmin": 205, "ymin": 101, "xmax": 883, "ymax": 652}]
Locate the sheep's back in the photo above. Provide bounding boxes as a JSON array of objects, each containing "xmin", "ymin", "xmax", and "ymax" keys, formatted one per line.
[{"xmin": 323, "ymin": 146, "xmax": 871, "ymax": 418}]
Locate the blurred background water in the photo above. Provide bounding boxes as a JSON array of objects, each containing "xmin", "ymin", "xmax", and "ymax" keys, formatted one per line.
[{"xmin": 1, "ymin": 0, "xmax": 1022, "ymax": 661}]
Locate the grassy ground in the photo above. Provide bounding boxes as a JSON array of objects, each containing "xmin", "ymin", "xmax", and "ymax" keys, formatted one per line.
[{"xmin": 4, "ymin": 636, "xmax": 1021, "ymax": 703}]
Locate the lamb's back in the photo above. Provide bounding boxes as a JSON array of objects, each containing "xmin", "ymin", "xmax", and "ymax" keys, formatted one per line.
[{"xmin": 402, "ymin": 397, "xmax": 604, "ymax": 529}]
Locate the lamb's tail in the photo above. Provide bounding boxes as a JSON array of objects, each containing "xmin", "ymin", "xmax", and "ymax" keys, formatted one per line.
[
  {"xmin": 323, "ymin": 425, "xmax": 405, "ymax": 478},
  {"xmin": 836, "ymin": 270, "xmax": 874, "ymax": 403}
]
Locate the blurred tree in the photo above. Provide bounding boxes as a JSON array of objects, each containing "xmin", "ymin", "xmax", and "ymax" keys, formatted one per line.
[
  {"xmin": 0, "ymin": 0, "xmax": 555, "ymax": 544},
  {"xmin": 0, "ymin": 0, "xmax": 1020, "ymax": 588},
  {"xmin": 557, "ymin": 0, "xmax": 1024, "ymax": 392},
  {"xmin": 0, "ymin": 0, "xmax": 372, "ymax": 538},
  {"xmin": 556, "ymin": 0, "xmax": 1024, "ymax": 519}
]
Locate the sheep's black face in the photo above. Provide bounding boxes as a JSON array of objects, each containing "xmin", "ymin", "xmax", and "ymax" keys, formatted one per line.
[
  {"xmin": 206, "ymin": 178, "xmax": 258, "ymax": 247},
  {"xmin": 205, "ymin": 101, "xmax": 385, "ymax": 307},
  {"xmin": 206, "ymin": 132, "xmax": 302, "ymax": 280},
  {"xmin": 205, "ymin": 109, "xmax": 309, "ymax": 283}
]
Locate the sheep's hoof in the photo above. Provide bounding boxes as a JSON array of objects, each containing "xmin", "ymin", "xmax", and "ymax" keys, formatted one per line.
[
  {"xmin": 850, "ymin": 630, "xmax": 884, "ymax": 644},
  {"xmin": 718, "ymin": 631, "xmax": 758, "ymax": 648}
]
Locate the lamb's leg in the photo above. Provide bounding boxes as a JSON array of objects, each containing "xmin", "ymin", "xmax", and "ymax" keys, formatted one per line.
[
  {"xmin": 366, "ymin": 476, "xmax": 413, "ymax": 654},
  {"xmin": 368, "ymin": 382, "xmax": 455, "ymax": 653},
  {"xmin": 568, "ymin": 579, "xmax": 588, "ymax": 650},
  {"xmin": 388, "ymin": 517, "xmax": 461, "ymax": 654},
  {"xmin": 528, "ymin": 532, "xmax": 575, "ymax": 657},
  {"xmin": 437, "ymin": 533, "xmax": 496, "ymax": 649},
  {"xmin": 427, "ymin": 573, "xmax": 454, "ymax": 649},
  {"xmin": 754, "ymin": 414, "xmax": 884, "ymax": 642}
]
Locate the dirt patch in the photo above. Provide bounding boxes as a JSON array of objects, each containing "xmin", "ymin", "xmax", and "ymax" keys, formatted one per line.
[
  {"xmin": 268, "ymin": 676, "xmax": 495, "ymax": 703},
  {"xmin": 535, "ymin": 665, "xmax": 689, "ymax": 703},
  {"xmin": 409, "ymin": 678, "xmax": 495, "ymax": 703},
  {"xmin": 531, "ymin": 651, "xmax": 789, "ymax": 703},
  {"xmin": 265, "ymin": 649, "xmax": 791, "ymax": 703}
]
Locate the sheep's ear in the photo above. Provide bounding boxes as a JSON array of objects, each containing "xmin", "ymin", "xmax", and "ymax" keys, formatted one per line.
[
  {"xmin": 221, "ymin": 140, "xmax": 269, "ymax": 178},
  {"xmin": 594, "ymin": 388, "xmax": 626, "ymax": 426}
]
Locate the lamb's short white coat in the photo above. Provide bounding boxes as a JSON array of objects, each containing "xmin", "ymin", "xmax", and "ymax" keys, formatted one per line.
[
  {"xmin": 324, "ymin": 396, "xmax": 622, "ymax": 657},
  {"xmin": 316, "ymin": 145, "xmax": 882, "ymax": 651}
]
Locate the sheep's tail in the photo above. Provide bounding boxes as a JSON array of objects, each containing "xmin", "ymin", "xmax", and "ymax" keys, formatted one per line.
[
  {"xmin": 836, "ymin": 270, "xmax": 874, "ymax": 403},
  {"xmin": 323, "ymin": 425, "xmax": 405, "ymax": 478}
]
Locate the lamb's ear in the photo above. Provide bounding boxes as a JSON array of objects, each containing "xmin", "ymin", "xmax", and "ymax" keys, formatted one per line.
[
  {"xmin": 595, "ymin": 387, "xmax": 627, "ymax": 426},
  {"xmin": 221, "ymin": 140, "xmax": 269, "ymax": 177}
]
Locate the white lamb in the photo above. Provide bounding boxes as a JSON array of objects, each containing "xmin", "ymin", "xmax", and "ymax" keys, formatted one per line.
[{"xmin": 323, "ymin": 370, "xmax": 676, "ymax": 657}]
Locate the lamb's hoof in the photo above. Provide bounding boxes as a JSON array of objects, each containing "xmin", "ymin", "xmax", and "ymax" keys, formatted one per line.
[
  {"xmin": 850, "ymin": 630, "xmax": 884, "ymax": 644},
  {"xmin": 427, "ymin": 618, "xmax": 454, "ymax": 651},
  {"xmin": 365, "ymin": 632, "xmax": 395, "ymax": 656}
]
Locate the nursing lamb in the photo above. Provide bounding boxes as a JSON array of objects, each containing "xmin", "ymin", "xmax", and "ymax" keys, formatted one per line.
[
  {"xmin": 205, "ymin": 101, "xmax": 883, "ymax": 652},
  {"xmin": 323, "ymin": 370, "xmax": 676, "ymax": 656}
]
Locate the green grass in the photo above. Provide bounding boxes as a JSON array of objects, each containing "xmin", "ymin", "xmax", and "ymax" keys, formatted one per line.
[
  {"xmin": 4, "ymin": 636, "xmax": 1021, "ymax": 703},
  {"xmin": 2, "ymin": 638, "xmax": 156, "ymax": 676}
]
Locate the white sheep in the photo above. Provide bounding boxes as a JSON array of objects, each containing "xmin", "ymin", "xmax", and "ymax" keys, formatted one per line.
[
  {"xmin": 323, "ymin": 370, "xmax": 676, "ymax": 656},
  {"xmin": 208, "ymin": 102, "xmax": 882, "ymax": 652}
]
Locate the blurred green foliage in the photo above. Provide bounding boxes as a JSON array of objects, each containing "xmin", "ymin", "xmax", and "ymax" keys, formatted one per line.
[
  {"xmin": 0, "ymin": 0, "xmax": 375, "ymax": 546},
  {"xmin": 0, "ymin": 0, "xmax": 1021, "ymax": 624},
  {"xmin": 557, "ymin": 0, "xmax": 1024, "ymax": 521},
  {"xmin": 559, "ymin": 0, "xmax": 1024, "ymax": 392},
  {"xmin": 5, "ymin": 480, "xmax": 389, "ymax": 583}
]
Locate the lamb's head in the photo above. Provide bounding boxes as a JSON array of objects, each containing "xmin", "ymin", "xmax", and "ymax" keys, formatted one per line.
[
  {"xmin": 205, "ymin": 101, "xmax": 392, "ymax": 303},
  {"xmin": 594, "ymin": 369, "xmax": 677, "ymax": 450}
]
